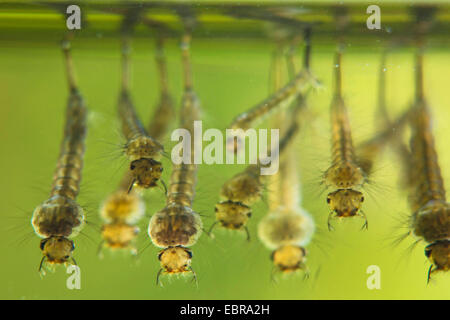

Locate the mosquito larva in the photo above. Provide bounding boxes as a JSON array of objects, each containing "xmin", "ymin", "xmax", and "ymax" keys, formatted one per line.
[
  {"xmin": 323, "ymin": 48, "xmax": 368, "ymax": 231},
  {"xmin": 258, "ymin": 136, "xmax": 314, "ymax": 274},
  {"xmin": 214, "ymin": 43, "xmax": 284, "ymax": 239},
  {"xmin": 31, "ymin": 38, "xmax": 87, "ymax": 274},
  {"xmin": 100, "ymin": 31, "xmax": 174, "ymax": 254},
  {"xmin": 405, "ymin": 50, "xmax": 449, "ymax": 281},
  {"xmin": 259, "ymin": 47, "xmax": 314, "ymax": 275},
  {"xmin": 226, "ymin": 27, "xmax": 317, "ymax": 154},
  {"xmin": 212, "ymin": 39, "xmax": 307, "ymax": 239},
  {"xmin": 148, "ymin": 24, "xmax": 203, "ymax": 283},
  {"xmin": 118, "ymin": 26, "xmax": 165, "ymax": 192},
  {"xmin": 212, "ymin": 43, "xmax": 282, "ymax": 240}
]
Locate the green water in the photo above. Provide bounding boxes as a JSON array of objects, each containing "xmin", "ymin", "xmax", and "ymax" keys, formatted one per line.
[{"xmin": 0, "ymin": 3, "xmax": 449, "ymax": 300}]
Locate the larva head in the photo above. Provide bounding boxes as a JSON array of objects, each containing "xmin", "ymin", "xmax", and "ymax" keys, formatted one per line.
[
  {"xmin": 101, "ymin": 223, "xmax": 139, "ymax": 250},
  {"xmin": 40, "ymin": 236, "xmax": 74, "ymax": 265},
  {"xmin": 215, "ymin": 200, "xmax": 251, "ymax": 230},
  {"xmin": 130, "ymin": 158, "xmax": 163, "ymax": 189},
  {"xmin": 425, "ymin": 240, "xmax": 450, "ymax": 279},
  {"xmin": 158, "ymin": 246, "xmax": 193, "ymax": 274},
  {"xmin": 271, "ymin": 245, "xmax": 307, "ymax": 273},
  {"xmin": 327, "ymin": 189, "xmax": 364, "ymax": 217}
]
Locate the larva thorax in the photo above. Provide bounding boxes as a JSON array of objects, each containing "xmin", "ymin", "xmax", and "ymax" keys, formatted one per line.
[
  {"xmin": 32, "ymin": 195, "xmax": 84, "ymax": 264},
  {"xmin": 101, "ymin": 190, "xmax": 144, "ymax": 224},
  {"xmin": 125, "ymin": 135, "xmax": 163, "ymax": 161},
  {"xmin": 149, "ymin": 203, "xmax": 202, "ymax": 249}
]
